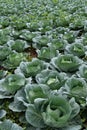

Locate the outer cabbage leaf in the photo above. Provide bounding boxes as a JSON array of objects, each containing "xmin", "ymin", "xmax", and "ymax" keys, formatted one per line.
[
  {"xmin": 26, "ymin": 126, "xmax": 39, "ymax": 130},
  {"xmin": 34, "ymin": 98, "xmax": 48, "ymax": 112},
  {"xmin": 69, "ymin": 98, "xmax": 80, "ymax": 119},
  {"xmin": 0, "ymin": 120, "xmax": 23, "ymax": 130},
  {"xmin": 61, "ymin": 124, "xmax": 81, "ymax": 130},
  {"xmin": 26, "ymin": 104, "xmax": 46, "ymax": 128},
  {"xmin": 9, "ymin": 88, "xmax": 28, "ymax": 112},
  {"xmin": 36, "ymin": 69, "xmax": 67, "ymax": 90},
  {"xmin": 51, "ymin": 54, "xmax": 83, "ymax": 72},
  {"xmin": 0, "ymin": 110, "xmax": 6, "ymax": 119}
]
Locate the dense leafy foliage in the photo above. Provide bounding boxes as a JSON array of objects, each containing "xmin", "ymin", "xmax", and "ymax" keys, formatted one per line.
[{"xmin": 0, "ymin": 0, "xmax": 87, "ymax": 129}]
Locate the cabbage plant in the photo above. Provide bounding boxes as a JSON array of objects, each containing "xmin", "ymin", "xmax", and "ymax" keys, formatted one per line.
[
  {"xmin": 37, "ymin": 47, "xmax": 58, "ymax": 61},
  {"xmin": 10, "ymin": 29, "xmax": 21, "ymax": 39},
  {"xmin": 15, "ymin": 58, "xmax": 49, "ymax": 77},
  {"xmin": 32, "ymin": 35, "xmax": 51, "ymax": 49},
  {"xmin": 13, "ymin": 19, "xmax": 26, "ymax": 30},
  {"xmin": 2, "ymin": 52, "xmax": 26, "ymax": 70},
  {"xmin": 27, "ymin": 21, "xmax": 41, "ymax": 31},
  {"xmin": 9, "ymin": 83, "xmax": 50, "ymax": 111},
  {"xmin": 19, "ymin": 30, "xmax": 39, "ymax": 41},
  {"xmin": 48, "ymin": 38, "xmax": 68, "ymax": 51},
  {"xmin": 63, "ymin": 31, "xmax": 77, "ymax": 43},
  {"xmin": 42, "ymin": 96, "xmax": 80, "ymax": 128},
  {"xmin": 64, "ymin": 76, "xmax": 87, "ymax": 98},
  {"xmin": 51, "ymin": 54, "xmax": 83, "ymax": 72},
  {"xmin": 7, "ymin": 39, "xmax": 28, "ymax": 52},
  {"xmin": 77, "ymin": 64, "xmax": 87, "ymax": 80},
  {"xmin": 0, "ymin": 46, "xmax": 11, "ymax": 61},
  {"xmin": 24, "ymin": 83, "xmax": 50, "ymax": 103},
  {"xmin": 82, "ymin": 33, "xmax": 87, "ymax": 46},
  {"xmin": 0, "ymin": 17, "xmax": 10, "ymax": 27},
  {"xmin": 0, "ymin": 74, "xmax": 25, "ymax": 96},
  {"xmin": 65, "ymin": 43, "xmax": 85, "ymax": 57},
  {"xmin": 69, "ymin": 14, "xmax": 84, "ymax": 30},
  {"xmin": 25, "ymin": 95, "xmax": 80, "ymax": 128},
  {"xmin": 42, "ymin": 96, "xmax": 71, "ymax": 128},
  {"xmin": 0, "ymin": 33, "xmax": 11, "ymax": 45},
  {"xmin": 36, "ymin": 69, "xmax": 67, "ymax": 90}
]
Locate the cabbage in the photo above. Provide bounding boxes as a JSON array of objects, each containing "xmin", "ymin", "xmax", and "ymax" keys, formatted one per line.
[{"xmin": 51, "ymin": 54, "xmax": 83, "ymax": 72}]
